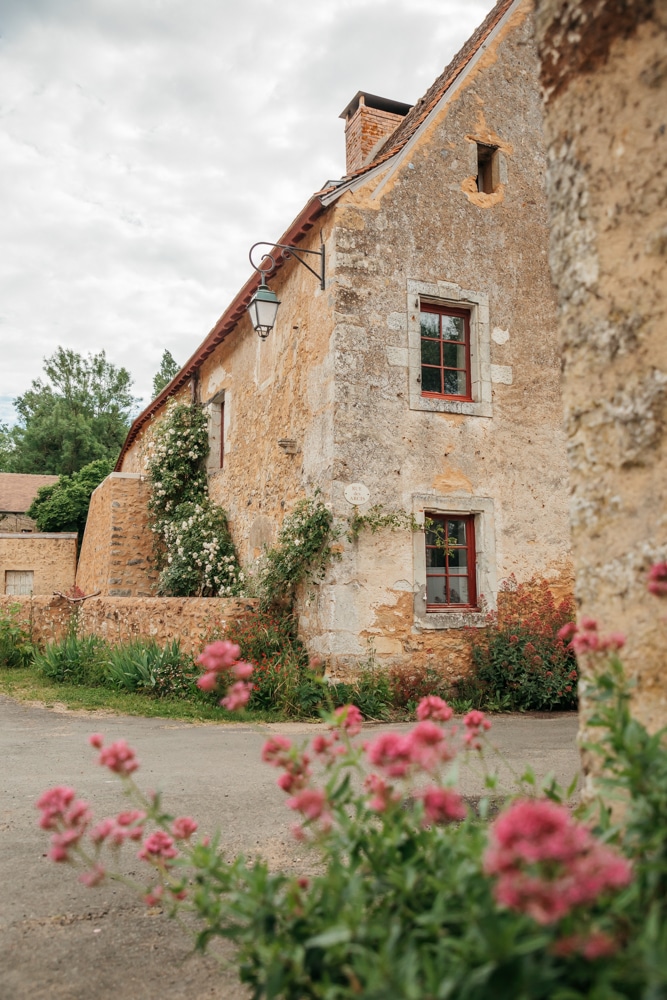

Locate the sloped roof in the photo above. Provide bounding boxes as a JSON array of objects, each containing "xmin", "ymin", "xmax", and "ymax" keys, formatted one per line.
[
  {"xmin": 116, "ymin": 0, "xmax": 518, "ymax": 469},
  {"xmin": 0, "ymin": 473, "xmax": 59, "ymax": 513},
  {"xmin": 342, "ymin": 0, "xmax": 516, "ymax": 182}
]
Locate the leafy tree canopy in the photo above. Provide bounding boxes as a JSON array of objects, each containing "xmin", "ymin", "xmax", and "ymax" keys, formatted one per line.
[
  {"xmin": 152, "ymin": 350, "xmax": 180, "ymax": 398},
  {"xmin": 2, "ymin": 348, "xmax": 135, "ymax": 475},
  {"xmin": 26, "ymin": 458, "xmax": 114, "ymax": 538}
]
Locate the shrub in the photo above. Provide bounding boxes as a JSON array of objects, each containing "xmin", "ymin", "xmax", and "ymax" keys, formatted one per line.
[
  {"xmin": 103, "ymin": 639, "xmax": 197, "ymax": 697},
  {"xmin": 467, "ymin": 577, "xmax": 577, "ymax": 711},
  {"xmin": 34, "ymin": 634, "xmax": 109, "ymax": 686},
  {"xmin": 388, "ymin": 661, "xmax": 453, "ymax": 714},
  {"xmin": 0, "ymin": 603, "xmax": 33, "ymax": 668}
]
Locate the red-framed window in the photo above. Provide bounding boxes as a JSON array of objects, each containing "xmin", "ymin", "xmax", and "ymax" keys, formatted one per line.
[
  {"xmin": 420, "ymin": 304, "xmax": 472, "ymax": 400},
  {"xmin": 425, "ymin": 513, "xmax": 477, "ymax": 610}
]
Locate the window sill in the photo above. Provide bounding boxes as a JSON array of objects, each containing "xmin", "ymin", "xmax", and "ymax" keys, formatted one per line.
[{"xmin": 416, "ymin": 610, "xmax": 487, "ymax": 630}]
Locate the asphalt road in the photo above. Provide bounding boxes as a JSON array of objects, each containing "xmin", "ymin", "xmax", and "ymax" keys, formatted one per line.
[{"xmin": 0, "ymin": 696, "xmax": 580, "ymax": 1000}]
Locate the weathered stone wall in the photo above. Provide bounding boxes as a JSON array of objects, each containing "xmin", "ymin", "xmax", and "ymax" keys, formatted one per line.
[
  {"xmin": 306, "ymin": 0, "xmax": 573, "ymax": 675},
  {"xmin": 76, "ymin": 473, "xmax": 159, "ymax": 597},
  {"xmin": 0, "ymin": 534, "xmax": 77, "ymax": 596},
  {"xmin": 0, "ymin": 513, "xmax": 36, "ymax": 533},
  {"xmin": 0, "ymin": 595, "xmax": 256, "ymax": 655},
  {"xmin": 535, "ymin": 0, "xmax": 667, "ymax": 732}
]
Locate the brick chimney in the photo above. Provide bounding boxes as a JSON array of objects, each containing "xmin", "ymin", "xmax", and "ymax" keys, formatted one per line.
[{"xmin": 339, "ymin": 92, "xmax": 412, "ymax": 175}]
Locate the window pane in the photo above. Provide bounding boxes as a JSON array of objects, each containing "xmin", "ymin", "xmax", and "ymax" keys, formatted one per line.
[
  {"xmin": 422, "ymin": 367, "xmax": 442, "ymax": 393},
  {"xmin": 447, "ymin": 520, "xmax": 467, "ymax": 544},
  {"xmin": 426, "ymin": 544, "xmax": 446, "ymax": 568},
  {"xmin": 444, "ymin": 369, "xmax": 467, "ymax": 396},
  {"xmin": 443, "ymin": 342, "xmax": 466, "ymax": 369},
  {"xmin": 427, "ymin": 576, "xmax": 447, "ymax": 605},
  {"xmin": 447, "ymin": 547, "xmax": 468, "ymax": 570},
  {"xmin": 420, "ymin": 312, "xmax": 440, "ymax": 337},
  {"xmin": 421, "ymin": 339, "xmax": 441, "ymax": 366},
  {"xmin": 448, "ymin": 577, "xmax": 469, "ymax": 605},
  {"xmin": 441, "ymin": 316, "xmax": 465, "ymax": 342}
]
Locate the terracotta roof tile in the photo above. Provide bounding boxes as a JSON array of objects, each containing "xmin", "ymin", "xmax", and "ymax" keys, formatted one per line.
[{"xmin": 0, "ymin": 473, "xmax": 60, "ymax": 514}]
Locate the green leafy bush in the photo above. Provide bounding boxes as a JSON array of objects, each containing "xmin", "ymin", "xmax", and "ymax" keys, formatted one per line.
[
  {"xmin": 34, "ymin": 634, "xmax": 109, "ymax": 686},
  {"xmin": 104, "ymin": 638, "xmax": 197, "ymax": 696},
  {"xmin": 467, "ymin": 578, "xmax": 578, "ymax": 711},
  {"xmin": 0, "ymin": 603, "xmax": 33, "ymax": 668},
  {"xmin": 27, "ymin": 458, "xmax": 113, "ymax": 538}
]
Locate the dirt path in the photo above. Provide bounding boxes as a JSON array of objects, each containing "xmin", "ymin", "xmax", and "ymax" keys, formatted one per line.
[{"xmin": 0, "ymin": 696, "xmax": 580, "ymax": 999}]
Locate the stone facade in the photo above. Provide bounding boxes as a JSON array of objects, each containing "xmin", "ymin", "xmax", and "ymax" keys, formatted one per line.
[
  {"xmin": 0, "ymin": 533, "xmax": 77, "ymax": 596},
  {"xmin": 97, "ymin": 0, "xmax": 573, "ymax": 678},
  {"xmin": 535, "ymin": 0, "xmax": 667, "ymax": 732},
  {"xmin": 76, "ymin": 473, "xmax": 159, "ymax": 596},
  {"xmin": 0, "ymin": 595, "xmax": 256, "ymax": 655}
]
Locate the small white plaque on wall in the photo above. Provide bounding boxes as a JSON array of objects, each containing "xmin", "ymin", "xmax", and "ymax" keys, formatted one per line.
[{"xmin": 344, "ymin": 483, "xmax": 371, "ymax": 507}]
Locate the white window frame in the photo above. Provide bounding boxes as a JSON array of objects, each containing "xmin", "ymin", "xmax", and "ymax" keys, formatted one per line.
[
  {"xmin": 5, "ymin": 570, "xmax": 34, "ymax": 596},
  {"xmin": 412, "ymin": 494, "xmax": 497, "ymax": 630},
  {"xmin": 407, "ymin": 279, "xmax": 491, "ymax": 417},
  {"xmin": 204, "ymin": 389, "xmax": 227, "ymax": 476}
]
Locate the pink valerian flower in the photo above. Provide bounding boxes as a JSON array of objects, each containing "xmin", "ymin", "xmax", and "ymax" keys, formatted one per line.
[
  {"xmin": 221, "ymin": 680, "xmax": 254, "ymax": 711},
  {"xmin": 552, "ymin": 930, "xmax": 617, "ymax": 960},
  {"xmin": 558, "ymin": 618, "xmax": 626, "ymax": 655},
  {"xmin": 95, "ymin": 738, "xmax": 140, "ymax": 776},
  {"xmin": 232, "ymin": 661, "xmax": 254, "ymax": 680},
  {"xmin": 138, "ymin": 830, "xmax": 178, "ymax": 864},
  {"xmin": 365, "ymin": 773, "xmax": 397, "ymax": 813},
  {"xmin": 408, "ymin": 721, "xmax": 455, "ymax": 771},
  {"xmin": 36, "ymin": 786, "xmax": 76, "ymax": 830},
  {"xmin": 648, "ymin": 561, "xmax": 667, "ymax": 596},
  {"xmin": 484, "ymin": 799, "xmax": 632, "ymax": 925},
  {"xmin": 287, "ymin": 789, "xmax": 329, "ymax": 822},
  {"xmin": 88, "ymin": 733, "xmax": 104, "ymax": 749},
  {"xmin": 196, "ymin": 671, "xmax": 219, "ymax": 692},
  {"xmin": 332, "ymin": 704, "xmax": 364, "ymax": 736},
  {"xmin": 196, "ymin": 640, "xmax": 241, "ymax": 672},
  {"xmin": 364, "ymin": 732, "xmax": 413, "ymax": 777},
  {"xmin": 262, "ymin": 735, "xmax": 292, "ymax": 765},
  {"xmin": 418, "ymin": 786, "xmax": 466, "ymax": 825},
  {"xmin": 416, "ymin": 696, "xmax": 453, "ymax": 723},
  {"xmin": 79, "ymin": 864, "xmax": 106, "ymax": 887},
  {"xmin": 144, "ymin": 885, "xmax": 164, "ymax": 906},
  {"xmin": 171, "ymin": 816, "xmax": 198, "ymax": 840},
  {"xmin": 462, "ymin": 710, "xmax": 491, "ymax": 750}
]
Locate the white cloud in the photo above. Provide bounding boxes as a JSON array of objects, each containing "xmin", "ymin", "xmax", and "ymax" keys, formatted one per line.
[{"xmin": 0, "ymin": 0, "xmax": 494, "ymax": 410}]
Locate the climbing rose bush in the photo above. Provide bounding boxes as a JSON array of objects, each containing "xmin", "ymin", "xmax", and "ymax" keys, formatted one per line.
[{"xmin": 36, "ymin": 612, "xmax": 667, "ymax": 999}]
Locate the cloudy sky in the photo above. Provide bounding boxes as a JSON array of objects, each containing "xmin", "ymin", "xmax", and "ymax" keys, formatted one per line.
[{"xmin": 0, "ymin": 0, "xmax": 495, "ymax": 422}]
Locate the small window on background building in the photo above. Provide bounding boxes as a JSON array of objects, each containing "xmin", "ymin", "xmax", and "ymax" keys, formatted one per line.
[
  {"xmin": 5, "ymin": 570, "xmax": 34, "ymax": 596},
  {"xmin": 476, "ymin": 143, "xmax": 499, "ymax": 193},
  {"xmin": 420, "ymin": 304, "xmax": 472, "ymax": 400},
  {"xmin": 425, "ymin": 514, "xmax": 477, "ymax": 610}
]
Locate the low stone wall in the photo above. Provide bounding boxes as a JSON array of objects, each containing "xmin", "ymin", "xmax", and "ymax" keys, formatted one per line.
[
  {"xmin": 0, "ymin": 595, "xmax": 257, "ymax": 655},
  {"xmin": 0, "ymin": 533, "xmax": 77, "ymax": 596}
]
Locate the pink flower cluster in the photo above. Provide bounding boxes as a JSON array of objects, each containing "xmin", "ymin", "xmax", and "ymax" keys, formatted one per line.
[
  {"xmin": 138, "ymin": 830, "xmax": 179, "ymax": 865},
  {"xmin": 262, "ymin": 735, "xmax": 312, "ymax": 794},
  {"xmin": 647, "ymin": 561, "xmax": 667, "ymax": 597},
  {"xmin": 558, "ymin": 618, "xmax": 626, "ymax": 656},
  {"xmin": 484, "ymin": 799, "xmax": 632, "ymax": 925},
  {"xmin": 90, "ymin": 809, "xmax": 146, "ymax": 847},
  {"xmin": 89, "ymin": 733, "xmax": 139, "ymax": 776},
  {"xmin": 36, "ymin": 786, "xmax": 92, "ymax": 862},
  {"xmin": 196, "ymin": 640, "xmax": 254, "ymax": 710},
  {"xmin": 552, "ymin": 930, "xmax": 617, "ymax": 961},
  {"xmin": 462, "ymin": 709, "xmax": 492, "ymax": 750}
]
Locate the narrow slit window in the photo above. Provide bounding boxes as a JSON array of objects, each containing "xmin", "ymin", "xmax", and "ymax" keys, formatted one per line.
[
  {"xmin": 220, "ymin": 399, "xmax": 225, "ymax": 470},
  {"xmin": 476, "ymin": 143, "xmax": 499, "ymax": 194}
]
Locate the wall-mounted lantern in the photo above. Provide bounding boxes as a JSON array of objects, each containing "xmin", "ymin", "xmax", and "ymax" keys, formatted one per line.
[{"xmin": 247, "ymin": 241, "xmax": 325, "ymax": 339}]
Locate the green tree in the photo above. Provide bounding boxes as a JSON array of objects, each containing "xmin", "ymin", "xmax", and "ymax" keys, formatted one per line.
[
  {"xmin": 7, "ymin": 348, "xmax": 135, "ymax": 475},
  {"xmin": 26, "ymin": 458, "xmax": 113, "ymax": 539},
  {"xmin": 0, "ymin": 421, "xmax": 15, "ymax": 471},
  {"xmin": 152, "ymin": 350, "xmax": 180, "ymax": 398}
]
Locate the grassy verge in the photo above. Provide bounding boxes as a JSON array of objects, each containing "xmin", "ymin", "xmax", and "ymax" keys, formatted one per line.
[{"xmin": 0, "ymin": 668, "xmax": 283, "ymax": 724}]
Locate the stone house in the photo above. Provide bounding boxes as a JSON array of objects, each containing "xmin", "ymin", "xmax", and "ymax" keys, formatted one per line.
[
  {"xmin": 78, "ymin": 0, "xmax": 573, "ymax": 677},
  {"xmin": 0, "ymin": 473, "xmax": 59, "ymax": 533}
]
